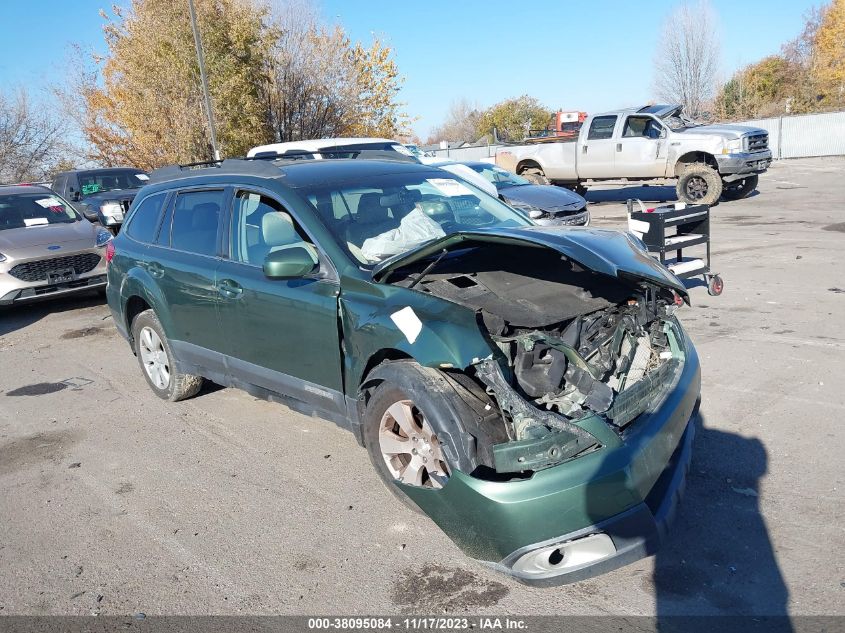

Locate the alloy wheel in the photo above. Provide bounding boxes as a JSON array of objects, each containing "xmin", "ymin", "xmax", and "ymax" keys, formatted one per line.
[
  {"xmin": 685, "ymin": 176, "xmax": 708, "ymax": 201},
  {"xmin": 138, "ymin": 326, "xmax": 171, "ymax": 390},
  {"xmin": 378, "ymin": 400, "xmax": 450, "ymax": 488}
]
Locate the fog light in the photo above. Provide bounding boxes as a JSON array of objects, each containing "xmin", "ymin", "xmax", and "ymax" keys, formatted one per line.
[{"xmin": 511, "ymin": 533, "xmax": 616, "ymax": 579}]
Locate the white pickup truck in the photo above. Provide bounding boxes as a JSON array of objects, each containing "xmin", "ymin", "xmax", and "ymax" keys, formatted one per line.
[{"xmin": 496, "ymin": 104, "xmax": 773, "ymax": 205}]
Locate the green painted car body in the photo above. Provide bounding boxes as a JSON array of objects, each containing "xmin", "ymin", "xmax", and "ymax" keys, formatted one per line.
[{"xmin": 107, "ymin": 158, "xmax": 701, "ymax": 585}]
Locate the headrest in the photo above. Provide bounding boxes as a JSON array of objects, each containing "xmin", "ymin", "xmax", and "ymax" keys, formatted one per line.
[
  {"xmin": 262, "ymin": 212, "xmax": 299, "ymax": 246},
  {"xmin": 356, "ymin": 193, "xmax": 391, "ymax": 225}
]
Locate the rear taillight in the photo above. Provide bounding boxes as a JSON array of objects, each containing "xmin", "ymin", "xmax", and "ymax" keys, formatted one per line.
[{"xmin": 105, "ymin": 241, "xmax": 115, "ymax": 263}]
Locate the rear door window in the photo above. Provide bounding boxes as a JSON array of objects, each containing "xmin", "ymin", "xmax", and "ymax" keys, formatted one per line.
[
  {"xmin": 169, "ymin": 190, "xmax": 225, "ymax": 256},
  {"xmin": 587, "ymin": 116, "xmax": 618, "ymax": 140},
  {"xmin": 125, "ymin": 192, "xmax": 167, "ymax": 243}
]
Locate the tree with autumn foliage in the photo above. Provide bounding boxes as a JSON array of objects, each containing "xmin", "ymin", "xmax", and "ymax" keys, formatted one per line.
[
  {"xmin": 263, "ymin": 1, "xmax": 411, "ymax": 143},
  {"xmin": 812, "ymin": 0, "xmax": 845, "ymax": 108},
  {"xmin": 64, "ymin": 0, "xmax": 412, "ymax": 168},
  {"xmin": 714, "ymin": 0, "xmax": 845, "ymax": 119},
  {"xmin": 68, "ymin": 0, "xmax": 271, "ymax": 170}
]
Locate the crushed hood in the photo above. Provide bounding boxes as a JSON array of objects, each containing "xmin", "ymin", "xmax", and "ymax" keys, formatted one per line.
[
  {"xmin": 373, "ymin": 226, "xmax": 688, "ymax": 297},
  {"xmin": 677, "ymin": 123, "xmax": 766, "ymax": 139},
  {"xmin": 500, "ymin": 184, "xmax": 585, "ymax": 212}
]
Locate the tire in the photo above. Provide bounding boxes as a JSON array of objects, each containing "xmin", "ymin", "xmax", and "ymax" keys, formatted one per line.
[
  {"xmin": 676, "ymin": 163, "xmax": 723, "ymax": 206},
  {"xmin": 520, "ymin": 167, "xmax": 549, "ymax": 185},
  {"xmin": 721, "ymin": 175, "xmax": 758, "ymax": 201},
  {"xmin": 131, "ymin": 309, "xmax": 203, "ymax": 402},
  {"xmin": 707, "ymin": 274, "xmax": 724, "ymax": 296},
  {"xmin": 361, "ymin": 361, "xmax": 479, "ymax": 509}
]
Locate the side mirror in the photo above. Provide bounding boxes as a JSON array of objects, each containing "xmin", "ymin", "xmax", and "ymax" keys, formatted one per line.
[
  {"xmin": 263, "ymin": 245, "xmax": 318, "ymax": 279},
  {"xmin": 81, "ymin": 207, "xmax": 99, "ymax": 223}
]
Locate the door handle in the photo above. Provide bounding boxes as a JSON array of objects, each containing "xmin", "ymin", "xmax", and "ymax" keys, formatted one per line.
[
  {"xmin": 582, "ymin": 145, "xmax": 588, "ymax": 154},
  {"xmin": 217, "ymin": 279, "xmax": 243, "ymax": 299},
  {"xmin": 616, "ymin": 143, "xmax": 622, "ymax": 152},
  {"xmin": 147, "ymin": 262, "xmax": 164, "ymax": 278}
]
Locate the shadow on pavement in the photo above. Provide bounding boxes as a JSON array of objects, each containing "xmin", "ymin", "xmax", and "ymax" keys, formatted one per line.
[
  {"xmin": 582, "ymin": 409, "xmax": 791, "ymax": 631},
  {"xmin": 0, "ymin": 291, "xmax": 105, "ymax": 337},
  {"xmin": 586, "ymin": 185, "xmax": 677, "ymax": 204},
  {"xmin": 653, "ymin": 412, "xmax": 790, "ymax": 624}
]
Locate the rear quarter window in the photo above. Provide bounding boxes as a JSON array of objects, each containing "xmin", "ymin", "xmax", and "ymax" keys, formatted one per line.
[
  {"xmin": 587, "ymin": 116, "xmax": 618, "ymax": 140},
  {"xmin": 125, "ymin": 192, "xmax": 167, "ymax": 243}
]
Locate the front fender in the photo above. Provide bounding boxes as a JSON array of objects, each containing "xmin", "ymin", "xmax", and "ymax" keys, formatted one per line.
[{"xmin": 339, "ymin": 278, "xmax": 493, "ymax": 395}]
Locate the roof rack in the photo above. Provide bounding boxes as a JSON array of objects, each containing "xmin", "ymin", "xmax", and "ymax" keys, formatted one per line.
[
  {"xmin": 148, "ymin": 147, "xmax": 420, "ymax": 183},
  {"xmin": 149, "ymin": 157, "xmax": 284, "ymax": 183}
]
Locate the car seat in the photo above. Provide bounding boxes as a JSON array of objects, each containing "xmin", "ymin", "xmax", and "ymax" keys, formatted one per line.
[
  {"xmin": 345, "ymin": 193, "xmax": 398, "ymax": 249},
  {"xmin": 252, "ymin": 212, "xmax": 317, "ymax": 266}
]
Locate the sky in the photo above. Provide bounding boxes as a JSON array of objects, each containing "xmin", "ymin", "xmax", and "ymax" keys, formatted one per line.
[{"xmin": 0, "ymin": 0, "xmax": 819, "ymax": 140}]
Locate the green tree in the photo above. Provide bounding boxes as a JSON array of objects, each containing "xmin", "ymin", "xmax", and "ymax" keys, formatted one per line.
[{"xmin": 476, "ymin": 96, "xmax": 552, "ymax": 142}]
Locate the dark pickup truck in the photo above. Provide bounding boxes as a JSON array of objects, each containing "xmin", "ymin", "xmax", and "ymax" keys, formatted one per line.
[{"xmin": 52, "ymin": 168, "xmax": 149, "ymax": 233}]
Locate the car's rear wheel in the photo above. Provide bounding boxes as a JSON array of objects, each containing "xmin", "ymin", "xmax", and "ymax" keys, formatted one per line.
[
  {"xmin": 362, "ymin": 362, "xmax": 479, "ymax": 509},
  {"xmin": 131, "ymin": 309, "xmax": 203, "ymax": 402},
  {"xmin": 721, "ymin": 175, "xmax": 758, "ymax": 200}
]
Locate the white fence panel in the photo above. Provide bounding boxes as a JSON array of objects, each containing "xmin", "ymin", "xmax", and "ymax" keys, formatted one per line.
[{"xmin": 779, "ymin": 111, "xmax": 845, "ymax": 158}]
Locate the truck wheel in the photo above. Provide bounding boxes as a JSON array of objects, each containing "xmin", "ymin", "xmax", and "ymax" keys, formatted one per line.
[
  {"xmin": 520, "ymin": 167, "xmax": 549, "ymax": 185},
  {"xmin": 721, "ymin": 175, "xmax": 758, "ymax": 201},
  {"xmin": 562, "ymin": 184, "xmax": 588, "ymax": 196},
  {"xmin": 676, "ymin": 163, "xmax": 722, "ymax": 206}
]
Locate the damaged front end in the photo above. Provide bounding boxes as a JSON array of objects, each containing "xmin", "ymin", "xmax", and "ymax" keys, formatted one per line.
[
  {"xmin": 476, "ymin": 295, "xmax": 685, "ymax": 474},
  {"xmin": 382, "ymin": 233, "xmax": 688, "ymax": 477}
]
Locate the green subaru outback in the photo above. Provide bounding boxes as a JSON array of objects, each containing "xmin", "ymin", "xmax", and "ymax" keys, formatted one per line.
[{"xmin": 106, "ymin": 156, "xmax": 700, "ymax": 585}]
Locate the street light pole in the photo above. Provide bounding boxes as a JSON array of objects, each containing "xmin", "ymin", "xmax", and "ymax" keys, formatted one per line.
[{"xmin": 187, "ymin": 0, "xmax": 220, "ymax": 161}]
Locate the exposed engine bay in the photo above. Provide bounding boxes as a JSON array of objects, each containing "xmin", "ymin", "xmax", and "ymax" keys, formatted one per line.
[{"xmin": 388, "ymin": 242, "xmax": 686, "ymax": 473}]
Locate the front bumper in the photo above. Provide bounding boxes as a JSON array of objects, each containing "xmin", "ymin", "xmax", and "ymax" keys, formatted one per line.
[
  {"xmin": 715, "ymin": 150, "xmax": 772, "ymax": 177},
  {"xmin": 535, "ymin": 209, "xmax": 590, "ymax": 227},
  {"xmin": 0, "ymin": 251, "xmax": 107, "ymax": 306},
  {"xmin": 400, "ymin": 332, "xmax": 700, "ymax": 585}
]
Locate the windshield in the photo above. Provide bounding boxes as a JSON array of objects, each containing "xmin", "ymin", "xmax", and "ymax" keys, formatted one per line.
[
  {"xmin": 466, "ymin": 164, "xmax": 531, "ymax": 190},
  {"xmin": 0, "ymin": 192, "xmax": 80, "ymax": 230},
  {"xmin": 660, "ymin": 108, "xmax": 701, "ymax": 131},
  {"xmin": 295, "ymin": 171, "xmax": 532, "ymax": 266},
  {"xmin": 78, "ymin": 170, "xmax": 149, "ymax": 196}
]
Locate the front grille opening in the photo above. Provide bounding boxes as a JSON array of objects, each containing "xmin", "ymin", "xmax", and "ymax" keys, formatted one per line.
[{"xmin": 8, "ymin": 253, "xmax": 101, "ymax": 282}]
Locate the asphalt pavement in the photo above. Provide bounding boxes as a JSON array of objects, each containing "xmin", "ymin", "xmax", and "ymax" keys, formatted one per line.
[{"xmin": 0, "ymin": 157, "xmax": 843, "ymax": 617}]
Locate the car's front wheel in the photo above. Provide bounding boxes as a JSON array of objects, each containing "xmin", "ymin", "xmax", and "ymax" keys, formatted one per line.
[
  {"xmin": 362, "ymin": 362, "xmax": 480, "ymax": 508},
  {"xmin": 131, "ymin": 309, "xmax": 203, "ymax": 402}
]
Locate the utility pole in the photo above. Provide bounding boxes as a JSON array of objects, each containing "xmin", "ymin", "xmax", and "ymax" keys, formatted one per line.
[{"xmin": 187, "ymin": 0, "xmax": 220, "ymax": 160}]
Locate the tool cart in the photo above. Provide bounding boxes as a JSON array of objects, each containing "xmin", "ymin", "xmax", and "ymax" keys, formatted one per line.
[{"xmin": 626, "ymin": 201, "xmax": 723, "ymax": 296}]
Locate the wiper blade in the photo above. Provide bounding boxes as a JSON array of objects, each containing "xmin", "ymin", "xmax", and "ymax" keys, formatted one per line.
[{"xmin": 408, "ymin": 248, "xmax": 449, "ymax": 289}]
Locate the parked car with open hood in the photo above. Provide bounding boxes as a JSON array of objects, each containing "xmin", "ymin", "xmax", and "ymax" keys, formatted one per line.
[
  {"xmin": 52, "ymin": 168, "xmax": 150, "ymax": 232},
  {"xmin": 461, "ymin": 161, "xmax": 589, "ymax": 226},
  {"xmin": 0, "ymin": 185, "xmax": 111, "ymax": 305},
  {"xmin": 496, "ymin": 104, "xmax": 772, "ymax": 205},
  {"xmin": 106, "ymin": 157, "xmax": 700, "ymax": 585}
]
